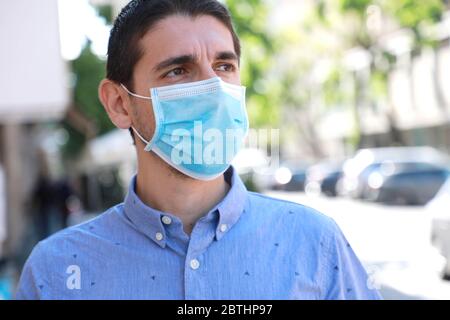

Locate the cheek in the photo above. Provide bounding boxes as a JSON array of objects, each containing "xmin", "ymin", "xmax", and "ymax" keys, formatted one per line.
[
  {"xmin": 133, "ymin": 100, "xmax": 156, "ymax": 139},
  {"xmin": 225, "ymin": 71, "xmax": 241, "ymax": 85}
]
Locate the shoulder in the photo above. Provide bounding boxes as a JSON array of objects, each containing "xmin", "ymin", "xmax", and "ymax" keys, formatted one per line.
[
  {"xmin": 27, "ymin": 204, "xmax": 125, "ymax": 263},
  {"xmin": 245, "ymin": 192, "xmax": 339, "ymax": 240},
  {"xmin": 16, "ymin": 205, "xmax": 127, "ymax": 299}
]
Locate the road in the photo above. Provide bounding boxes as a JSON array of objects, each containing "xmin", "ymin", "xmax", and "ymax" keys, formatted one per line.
[{"xmin": 265, "ymin": 190, "xmax": 450, "ymax": 300}]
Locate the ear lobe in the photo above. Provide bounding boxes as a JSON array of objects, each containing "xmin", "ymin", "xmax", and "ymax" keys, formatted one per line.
[{"xmin": 98, "ymin": 79, "xmax": 132, "ymax": 130}]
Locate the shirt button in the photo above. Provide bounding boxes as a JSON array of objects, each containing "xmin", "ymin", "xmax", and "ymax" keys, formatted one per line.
[
  {"xmin": 190, "ymin": 259, "xmax": 200, "ymax": 270},
  {"xmin": 161, "ymin": 216, "xmax": 172, "ymax": 225},
  {"xmin": 219, "ymin": 224, "xmax": 228, "ymax": 232},
  {"xmin": 155, "ymin": 232, "xmax": 163, "ymax": 241}
]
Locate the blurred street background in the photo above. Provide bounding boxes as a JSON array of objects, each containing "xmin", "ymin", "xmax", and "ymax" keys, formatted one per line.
[{"xmin": 1, "ymin": 0, "xmax": 450, "ymax": 299}]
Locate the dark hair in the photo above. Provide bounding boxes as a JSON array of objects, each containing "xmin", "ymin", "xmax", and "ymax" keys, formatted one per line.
[
  {"xmin": 106, "ymin": 0, "xmax": 241, "ymax": 141},
  {"xmin": 106, "ymin": 0, "xmax": 241, "ymax": 89}
]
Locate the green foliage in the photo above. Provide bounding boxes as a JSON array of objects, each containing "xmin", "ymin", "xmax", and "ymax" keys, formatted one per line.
[
  {"xmin": 383, "ymin": 0, "xmax": 444, "ymax": 29},
  {"xmin": 311, "ymin": 0, "xmax": 447, "ymax": 149},
  {"xmin": 369, "ymin": 69, "xmax": 388, "ymax": 99},
  {"xmin": 62, "ymin": 42, "xmax": 113, "ymax": 157},
  {"xmin": 61, "ymin": 122, "xmax": 86, "ymax": 158},
  {"xmin": 383, "ymin": 0, "xmax": 445, "ymax": 47},
  {"xmin": 226, "ymin": 0, "xmax": 282, "ymax": 128},
  {"xmin": 339, "ymin": 0, "xmax": 372, "ymax": 14},
  {"xmin": 322, "ymin": 67, "xmax": 344, "ymax": 106},
  {"xmin": 97, "ymin": 4, "xmax": 113, "ymax": 24},
  {"xmin": 60, "ymin": 4, "xmax": 115, "ymax": 158},
  {"xmin": 336, "ymin": 0, "xmax": 446, "ymax": 45},
  {"xmin": 72, "ymin": 43, "xmax": 112, "ymax": 135}
]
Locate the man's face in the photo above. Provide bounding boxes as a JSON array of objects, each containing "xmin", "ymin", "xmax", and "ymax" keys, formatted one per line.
[{"xmin": 128, "ymin": 14, "xmax": 241, "ymax": 143}]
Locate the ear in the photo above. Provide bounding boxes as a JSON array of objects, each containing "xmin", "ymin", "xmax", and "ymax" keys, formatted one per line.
[{"xmin": 98, "ymin": 79, "xmax": 132, "ymax": 130}]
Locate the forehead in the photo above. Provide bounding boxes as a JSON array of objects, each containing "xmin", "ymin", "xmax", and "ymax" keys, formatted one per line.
[{"xmin": 138, "ymin": 14, "xmax": 235, "ymax": 64}]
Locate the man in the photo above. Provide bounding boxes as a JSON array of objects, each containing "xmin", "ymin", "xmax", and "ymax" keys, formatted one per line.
[{"xmin": 16, "ymin": 0, "xmax": 382, "ymax": 299}]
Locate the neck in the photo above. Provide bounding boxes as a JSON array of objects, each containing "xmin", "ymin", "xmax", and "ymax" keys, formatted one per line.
[{"xmin": 135, "ymin": 146, "xmax": 230, "ymax": 235}]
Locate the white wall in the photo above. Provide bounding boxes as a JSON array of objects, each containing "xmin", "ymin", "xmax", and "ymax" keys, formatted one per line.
[{"xmin": 0, "ymin": 0, "xmax": 69, "ymax": 123}]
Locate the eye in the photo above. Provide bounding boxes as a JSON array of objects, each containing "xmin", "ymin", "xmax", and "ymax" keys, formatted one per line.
[
  {"xmin": 215, "ymin": 63, "xmax": 236, "ymax": 72},
  {"xmin": 164, "ymin": 67, "xmax": 186, "ymax": 78}
]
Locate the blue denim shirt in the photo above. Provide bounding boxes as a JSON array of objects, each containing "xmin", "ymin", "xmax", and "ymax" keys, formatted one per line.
[{"xmin": 16, "ymin": 167, "xmax": 382, "ymax": 300}]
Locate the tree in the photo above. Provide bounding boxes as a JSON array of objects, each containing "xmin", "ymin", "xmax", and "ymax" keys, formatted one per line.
[
  {"xmin": 60, "ymin": 3, "xmax": 115, "ymax": 158},
  {"xmin": 61, "ymin": 41, "xmax": 113, "ymax": 158},
  {"xmin": 311, "ymin": 0, "xmax": 447, "ymax": 148},
  {"xmin": 225, "ymin": 0, "xmax": 284, "ymax": 128}
]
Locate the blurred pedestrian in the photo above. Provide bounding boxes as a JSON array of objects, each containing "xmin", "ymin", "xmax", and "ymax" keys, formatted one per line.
[
  {"xmin": 31, "ymin": 174, "xmax": 54, "ymax": 241},
  {"xmin": 53, "ymin": 177, "xmax": 75, "ymax": 229}
]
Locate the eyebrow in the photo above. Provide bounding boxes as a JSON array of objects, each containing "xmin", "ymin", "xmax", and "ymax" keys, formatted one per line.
[
  {"xmin": 153, "ymin": 54, "xmax": 196, "ymax": 72},
  {"xmin": 153, "ymin": 51, "xmax": 239, "ymax": 72},
  {"xmin": 215, "ymin": 51, "xmax": 239, "ymax": 62}
]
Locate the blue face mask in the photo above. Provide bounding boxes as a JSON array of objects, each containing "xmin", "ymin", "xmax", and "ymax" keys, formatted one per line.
[{"xmin": 121, "ymin": 77, "xmax": 249, "ymax": 180}]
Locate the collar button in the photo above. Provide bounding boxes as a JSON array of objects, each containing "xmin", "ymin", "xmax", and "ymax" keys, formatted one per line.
[
  {"xmin": 219, "ymin": 224, "xmax": 228, "ymax": 233},
  {"xmin": 155, "ymin": 232, "xmax": 164, "ymax": 241},
  {"xmin": 161, "ymin": 215, "xmax": 172, "ymax": 225}
]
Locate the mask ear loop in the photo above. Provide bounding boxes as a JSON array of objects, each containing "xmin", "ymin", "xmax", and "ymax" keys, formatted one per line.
[
  {"xmin": 120, "ymin": 83, "xmax": 153, "ymax": 100},
  {"xmin": 130, "ymin": 126, "xmax": 151, "ymax": 145},
  {"xmin": 120, "ymin": 83, "xmax": 153, "ymax": 146}
]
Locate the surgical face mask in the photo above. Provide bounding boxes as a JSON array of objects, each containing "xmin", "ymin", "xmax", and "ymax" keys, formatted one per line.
[{"xmin": 121, "ymin": 77, "xmax": 249, "ymax": 180}]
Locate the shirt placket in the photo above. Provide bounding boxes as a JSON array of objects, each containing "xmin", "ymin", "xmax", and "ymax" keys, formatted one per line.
[{"xmin": 183, "ymin": 219, "xmax": 216, "ymax": 300}]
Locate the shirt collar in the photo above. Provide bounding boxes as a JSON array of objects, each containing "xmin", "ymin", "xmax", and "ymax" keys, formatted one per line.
[
  {"xmin": 123, "ymin": 177, "xmax": 168, "ymax": 248},
  {"xmin": 123, "ymin": 166, "xmax": 247, "ymax": 248},
  {"xmin": 214, "ymin": 166, "xmax": 248, "ymax": 241}
]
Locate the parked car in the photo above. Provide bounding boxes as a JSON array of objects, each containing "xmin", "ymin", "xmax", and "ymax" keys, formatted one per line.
[
  {"xmin": 366, "ymin": 168, "xmax": 449, "ymax": 205},
  {"xmin": 427, "ymin": 178, "xmax": 450, "ymax": 280},
  {"xmin": 271, "ymin": 166, "xmax": 308, "ymax": 191},
  {"xmin": 320, "ymin": 170, "xmax": 343, "ymax": 196},
  {"xmin": 305, "ymin": 161, "xmax": 344, "ymax": 197},
  {"xmin": 233, "ymin": 152, "xmax": 310, "ymax": 192},
  {"xmin": 360, "ymin": 161, "xmax": 447, "ymax": 200},
  {"xmin": 264, "ymin": 159, "xmax": 311, "ymax": 192},
  {"xmin": 338, "ymin": 147, "xmax": 450, "ymax": 199}
]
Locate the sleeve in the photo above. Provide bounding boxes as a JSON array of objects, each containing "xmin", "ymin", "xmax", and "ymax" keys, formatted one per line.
[
  {"xmin": 15, "ymin": 242, "xmax": 48, "ymax": 300},
  {"xmin": 320, "ymin": 219, "xmax": 383, "ymax": 300}
]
